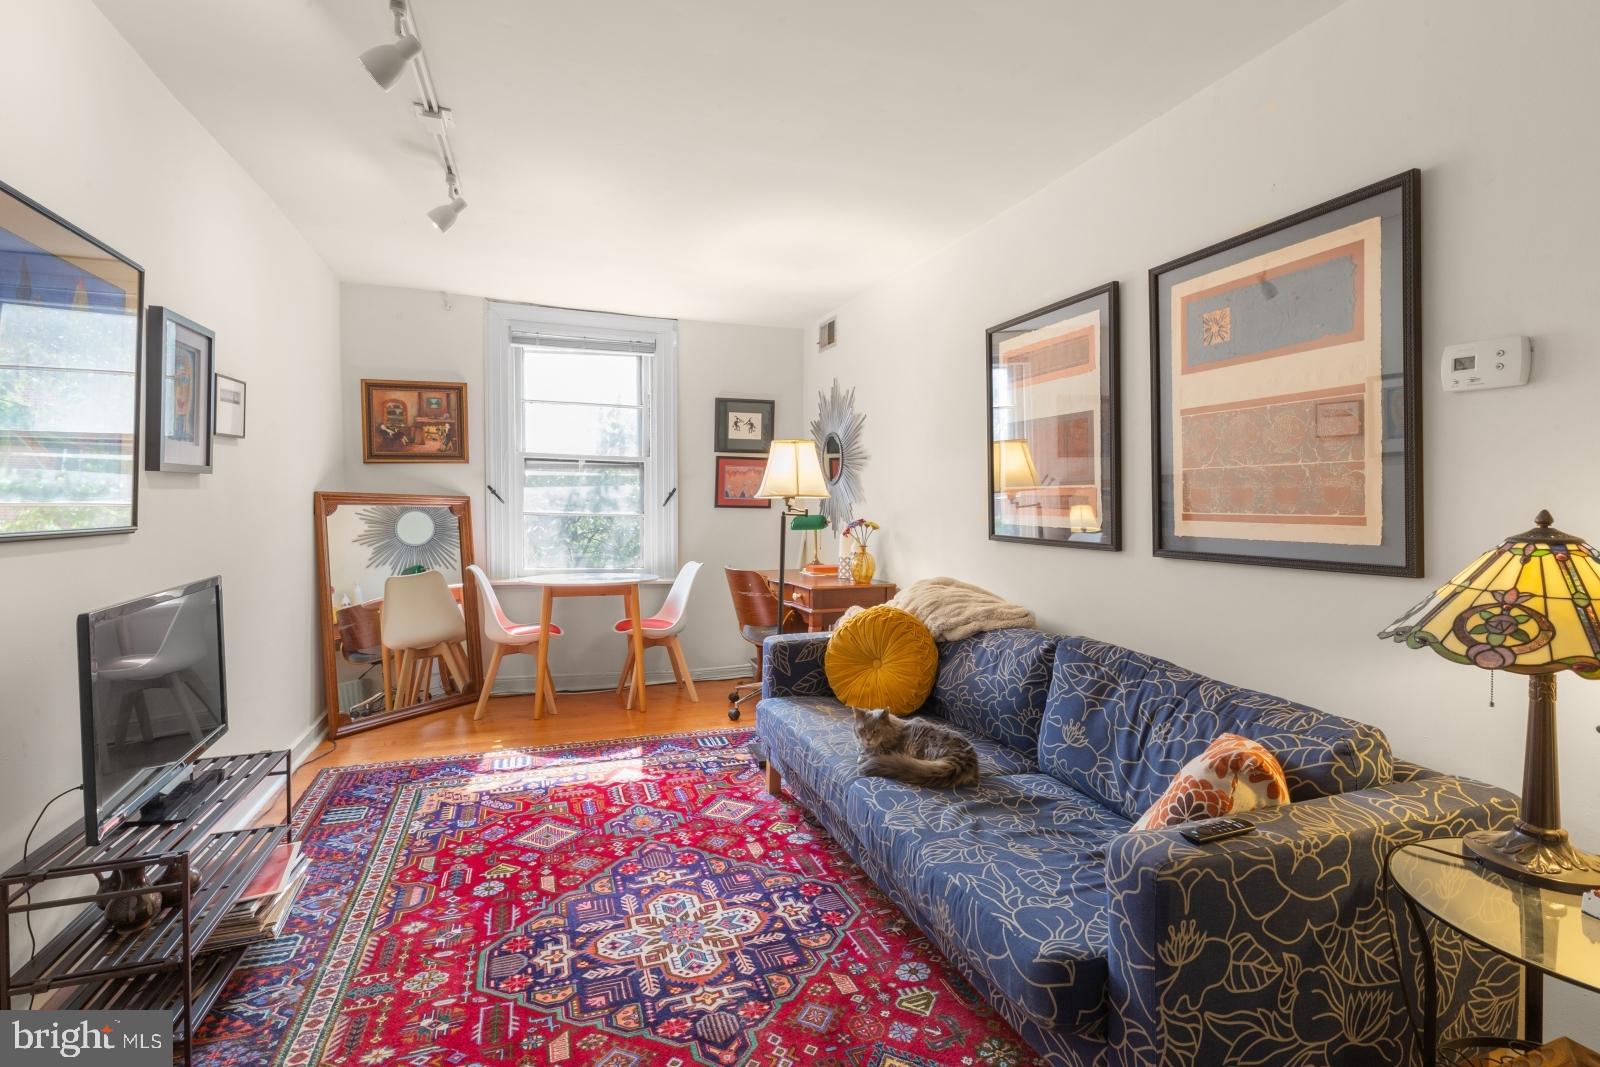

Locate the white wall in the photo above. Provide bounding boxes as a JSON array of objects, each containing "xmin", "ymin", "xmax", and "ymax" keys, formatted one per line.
[
  {"xmin": 0, "ymin": 0, "xmax": 341, "ymax": 874},
  {"xmin": 803, "ymin": 0, "xmax": 1600, "ymax": 1041},
  {"xmin": 338, "ymin": 283, "xmax": 805, "ymax": 690}
]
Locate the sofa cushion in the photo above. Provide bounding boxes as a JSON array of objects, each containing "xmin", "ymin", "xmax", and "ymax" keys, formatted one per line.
[
  {"xmin": 825, "ymin": 605, "xmax": 938, "ymax": 714},
  {"xmin": 1039, "ymin": 637, "xmax": 1393, "ymax": 822},
  {"xmin": 928, "ymin": 627, "xmax": 1059, "ymax": 752},
  {"xmin": 844, "ymin": 771, "xmax": 1126, "ymax": 1033}
]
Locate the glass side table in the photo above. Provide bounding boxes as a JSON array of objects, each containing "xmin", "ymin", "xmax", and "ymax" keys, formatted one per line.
[{"xmin": 1388, "ymin": 838, "xmax": 1600, "ymax": 1065}]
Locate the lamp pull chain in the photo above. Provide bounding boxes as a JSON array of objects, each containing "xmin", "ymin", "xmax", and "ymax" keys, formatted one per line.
[{"xmin": 1489, "ymin": 669, "xmax": 1495, "ymax": 708}]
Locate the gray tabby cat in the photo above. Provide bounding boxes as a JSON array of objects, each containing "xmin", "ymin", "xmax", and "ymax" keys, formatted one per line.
[{"xmin": 853, "ymin": 708, "xmax": 980, "ymax": 788}]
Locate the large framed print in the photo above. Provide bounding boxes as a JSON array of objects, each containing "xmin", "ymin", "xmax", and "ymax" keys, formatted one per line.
[
  {"xmin": 145, "ymin": 306, "xmax": 214, "ymax": 473},
  {"xmin": 1150, "ymin": 170, "xmax": 1421, "ymax": 576},
  {"xmin": 0, "ymin": 179, "xmax": 143, "ymax": 541},
  {"xmin": 987, "ymin": 281, "xmax": 1120, "ymax": 551}
]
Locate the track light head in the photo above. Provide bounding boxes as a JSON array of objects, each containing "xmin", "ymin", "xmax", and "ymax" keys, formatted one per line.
[
  {"xmin": 359, "ymin": 33, "xmax": 422, "ymax": 90},
  {"xmin": 427, "ymin": 196, "xmax": 467, "ymax": 233}
]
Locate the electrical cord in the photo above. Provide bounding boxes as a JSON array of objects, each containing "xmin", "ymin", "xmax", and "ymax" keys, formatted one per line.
[
  {"xmin": 19, "ymin": 784, "xmax": 84, "ymax": 1008},
  {"xmin": 298, "ymin": 738, "xmax": 337, "ymax": 769}
]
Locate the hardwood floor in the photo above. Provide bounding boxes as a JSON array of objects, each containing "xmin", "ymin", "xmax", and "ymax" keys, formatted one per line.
[{"xmin": 292, "ymin": 679, "xmax": 755, "ymax": 792}]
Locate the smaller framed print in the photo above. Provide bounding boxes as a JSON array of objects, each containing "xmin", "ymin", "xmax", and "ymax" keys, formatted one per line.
[
  {"xmin": 215, "ymin": 373, "xmax": 247, "ymax": 438},
  {"xmin": 715, "ymin": 456, "xmax": 771, "ymax": 508},
  {"xmin": 361, "ymin": 379, "xmax": 467, "ymax": 463},
  {"xmin": 145, "ymin": 307, "xmax": 214, "ymax": 473},
  {"xmin": 987, "ymin": 281, "xmax": 1121, "ymax": 551},
  {"xmin": 714, "ymin": 397, "xmax": 775, "ymax": 453}
]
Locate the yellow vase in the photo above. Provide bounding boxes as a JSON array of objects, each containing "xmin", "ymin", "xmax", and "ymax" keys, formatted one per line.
[{"xmin": 850, "ymin": 545, "xmax": 876, "ymax": 585}]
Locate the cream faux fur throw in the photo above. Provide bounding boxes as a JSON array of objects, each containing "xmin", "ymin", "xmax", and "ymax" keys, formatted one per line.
[{"xmin": 842, "ymin": 577, "xmax": 1036, "ymax": 642}]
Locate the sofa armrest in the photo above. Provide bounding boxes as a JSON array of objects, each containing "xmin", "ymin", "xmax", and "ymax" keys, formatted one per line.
[
  {"xmin": 761, "ymin": 632, "xmax": 833, "ymax": 699},
  {"xmin": 1104, "ymin": 774, "xmax": 1519, "ymax": 1067}
]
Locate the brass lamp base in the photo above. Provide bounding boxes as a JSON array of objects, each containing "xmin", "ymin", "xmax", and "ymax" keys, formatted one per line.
[
  {"xmin": 1466, "ymin": 826, "xmax": 1600, "ymax": 891},
  {"xmin": 1466, "ymin": 671, "xmax": 1600, "ymax": 892}
]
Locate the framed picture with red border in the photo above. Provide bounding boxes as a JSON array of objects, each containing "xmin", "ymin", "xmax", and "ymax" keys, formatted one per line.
[{"xmin": 714, "ymin": 456, "xmax": 770, "ymax": 508}]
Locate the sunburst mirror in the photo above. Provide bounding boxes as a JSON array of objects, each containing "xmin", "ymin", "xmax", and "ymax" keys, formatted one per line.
[
  {"xmin": 811, "ymin": 378, "xmax": 868, "ymax": 532},
  {"xmin": 355, "ymin": 504, "xmax": 461, "ymax": 573}
]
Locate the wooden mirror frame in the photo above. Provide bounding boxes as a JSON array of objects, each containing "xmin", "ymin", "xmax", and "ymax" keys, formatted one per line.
[{"xmin": 313, "ymin": 491, "xmax": 484, "ymax": 739}]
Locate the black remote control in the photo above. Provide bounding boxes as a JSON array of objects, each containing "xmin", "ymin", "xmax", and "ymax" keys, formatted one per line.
[{"xmin": 1180, "ymin": 817, "xmax": 1254, "ymax": 844}]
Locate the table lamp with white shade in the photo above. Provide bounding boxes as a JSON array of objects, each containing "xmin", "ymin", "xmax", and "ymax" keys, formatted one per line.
[{"xmin": 757, "ymin": 440, "xmax": 830, "ymax": 636}]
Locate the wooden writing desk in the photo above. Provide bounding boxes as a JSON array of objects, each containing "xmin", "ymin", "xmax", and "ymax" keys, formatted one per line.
[{"xmin": 760, "ymin": 570, "xmax": 898, "ymax": 632}]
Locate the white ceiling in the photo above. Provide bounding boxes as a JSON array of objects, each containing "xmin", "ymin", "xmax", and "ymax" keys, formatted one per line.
[{"xmin": 92, "ymin": 0, "xmax": 1340, "ymax": 327}]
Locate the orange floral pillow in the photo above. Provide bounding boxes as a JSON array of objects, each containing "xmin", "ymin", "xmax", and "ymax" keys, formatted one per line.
[{"xmin": 1132, "ymin": 733, "xmax": 1289, "ymax": 832}]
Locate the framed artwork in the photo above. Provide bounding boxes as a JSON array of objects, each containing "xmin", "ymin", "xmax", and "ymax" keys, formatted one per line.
[
  {"xmin": 1150, "ymin": 169, "xmax": 1421, "ymax": 576},
  {"xmin": 714, "ymin": 455, "xmax": 770, "ymax": 508},
  {"xmin": 361, "ymin": 378, "xmax": 467, "ymax": 463},
  {"xmin": 987, "ymin": 281, "xmax": 1121, "ymax": 550},
  {"xmin": 0, "ymin": 179, "xmax": 143, "ymax": 541},
  {"xmin": 145, "ymin": 306, "xmax": 214, "ymax": 474},
  {"xmin": 714, "ymin": 397, "xmax": 775, "ymax": 453},
  {"xmin": 214, "ymin": 373, "xmax": 247, "ymax": 438}
]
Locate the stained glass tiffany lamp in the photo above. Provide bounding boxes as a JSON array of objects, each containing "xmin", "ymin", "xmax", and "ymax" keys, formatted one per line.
[{"xmin": 1380, "ymin": 510, "xmax": 1600, "ymax": 890}]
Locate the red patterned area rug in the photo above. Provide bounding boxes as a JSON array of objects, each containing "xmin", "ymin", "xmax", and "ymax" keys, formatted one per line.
[{"xmin": 194, "ymin": 730, "xmax": 1043, "ymax": 1067}]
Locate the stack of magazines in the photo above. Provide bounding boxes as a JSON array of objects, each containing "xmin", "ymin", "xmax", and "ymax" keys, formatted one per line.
[{"xmin": 204, "ymin": 842, "xmax": 308, "ymax": 951}]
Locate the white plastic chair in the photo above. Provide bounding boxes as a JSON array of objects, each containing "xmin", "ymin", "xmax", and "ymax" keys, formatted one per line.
[
  {"xmin": 381, "ymin": 570, "xmax": 470, "ymax": 706},
  {"xmin": 466, "ymin": 564, "xmax": 561, "ymax": 720},
  {"xmin": 613, "ymin": 561, "xmax": 702, "ymax": 708}
]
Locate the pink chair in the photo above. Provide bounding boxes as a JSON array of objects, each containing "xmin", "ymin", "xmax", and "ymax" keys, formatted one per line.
[
  {"xmin": 614, "ymin": 561, "xmax": 702, "ymax": 708},
  {"xmin": 466, "ymin": 564, "xmax": 560, "ymax": 720}
]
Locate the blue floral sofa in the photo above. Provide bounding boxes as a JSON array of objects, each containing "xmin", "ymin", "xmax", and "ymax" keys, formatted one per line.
[{"xmin": 756, "ymin": 627, "xmax": 1522, "ymax": 1067}]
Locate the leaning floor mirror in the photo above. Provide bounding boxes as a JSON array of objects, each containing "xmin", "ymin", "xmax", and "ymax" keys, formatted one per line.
[{"xmin": 314, "ymin": 492, "xmax": 483, "ymax": 738}]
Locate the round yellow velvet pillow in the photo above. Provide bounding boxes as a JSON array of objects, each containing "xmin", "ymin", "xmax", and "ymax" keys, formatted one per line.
[{"xmin": 825, "ymin": 605, "xmax": 938, "ymax": 715}]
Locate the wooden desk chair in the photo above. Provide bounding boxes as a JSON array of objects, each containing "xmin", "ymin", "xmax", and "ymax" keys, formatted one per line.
[{"xmin": 724, "ymin": 567, "xmax": 785, "ymax": 721}]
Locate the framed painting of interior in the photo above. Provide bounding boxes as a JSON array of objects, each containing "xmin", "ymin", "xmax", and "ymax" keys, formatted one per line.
[
  {"xmin": 313, "ymin": 491, "xmax": 484, "ymax": 738},
  {"xmin": 0, "ymin": 179, "xmax": 143, "ymax": 541},
  {"xmin": 145, "ymin": 306, "xmax": 214, "ymax": 473},
  {"xmin": 986, "ymin": 281, "xmax": 1121, "ymax": 550},
  {"xmin": 361, "ymin": 378, "xmax": 468, "ymax": 462},
  {"xmin": 1150, "ymin": 169, "xmax": 1422, "ymax": 576}
]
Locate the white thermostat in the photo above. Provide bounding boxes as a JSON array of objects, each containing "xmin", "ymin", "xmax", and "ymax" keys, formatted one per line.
[{"xmin": 1441, "ymin": 336, "xmax": 1531, "ymax": 392}]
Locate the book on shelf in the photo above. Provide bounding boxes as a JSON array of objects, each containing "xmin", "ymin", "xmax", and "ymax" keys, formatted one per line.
[{"xmin": 202, "ymin": 842, "xmax": 307, "ymax": 952}]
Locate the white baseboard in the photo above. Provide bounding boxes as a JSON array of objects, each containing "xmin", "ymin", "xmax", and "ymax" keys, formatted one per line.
[
  {"xmin": 288, "ymin": 718, "xmax": 328, "ymax": 765},
  {"xmin": 493, "ymin": 663, "xmax": 752, "ymax": 695}
]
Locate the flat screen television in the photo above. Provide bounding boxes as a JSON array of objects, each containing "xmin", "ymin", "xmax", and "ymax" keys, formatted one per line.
[{"xmin": 77, "ymin": 576, "xmax": 228, "ymax": 844}]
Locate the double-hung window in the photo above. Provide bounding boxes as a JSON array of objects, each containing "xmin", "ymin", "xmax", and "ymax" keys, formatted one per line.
[{"xmin": 485, "ymin": 303, "xmax": 677, "ymax": 577}]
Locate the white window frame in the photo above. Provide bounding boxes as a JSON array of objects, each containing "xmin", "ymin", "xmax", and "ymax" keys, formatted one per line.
[{"xmin": 485, "ymin": 302, "xmax": 678, "ymax": 578}]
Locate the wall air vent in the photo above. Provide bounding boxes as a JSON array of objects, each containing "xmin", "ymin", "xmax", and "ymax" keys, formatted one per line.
[{"xmin": 818, "ymin": 317, "xmax": 837, "ymax": 351}]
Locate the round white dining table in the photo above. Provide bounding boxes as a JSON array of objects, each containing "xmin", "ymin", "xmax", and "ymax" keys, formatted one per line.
[{"xmin": 495, "ymin": 571, "xmax": 658, "ymax": 716}]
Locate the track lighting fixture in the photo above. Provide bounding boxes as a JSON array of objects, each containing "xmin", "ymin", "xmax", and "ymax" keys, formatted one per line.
[
  {"xmin": 359, "ymin": 33, "xmax": 422, "ymax": 91},
  {"xmin": 361, "ymin": 0, "xmax": 468, "ymax": 234},
  {"xmin": 428, "ymin": 178, "xmax": 467, "ymax": 233}
]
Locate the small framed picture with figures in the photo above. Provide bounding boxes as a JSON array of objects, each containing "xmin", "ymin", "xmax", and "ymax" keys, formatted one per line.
[{"xmin": 714, "ymin": 397, "xmax": 775, "ymax": 454}]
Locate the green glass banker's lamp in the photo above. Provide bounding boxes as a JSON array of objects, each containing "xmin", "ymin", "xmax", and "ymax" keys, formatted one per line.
[
  {"xmin": 756, "ymin": 440, "xmax": 830, "ymax": 636},
  {"xmin": 1380, "ymin": 510, "xmax": 1600, "ymax": 890}
]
